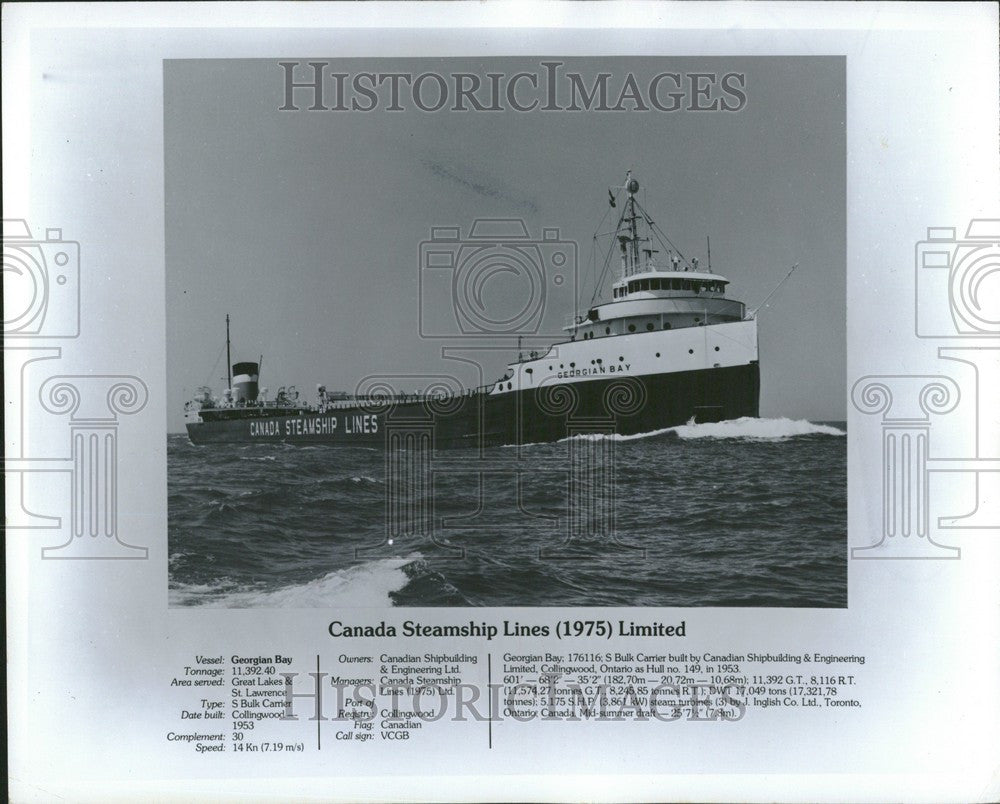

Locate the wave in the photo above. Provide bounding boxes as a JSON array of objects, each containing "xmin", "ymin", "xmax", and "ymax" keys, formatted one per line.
[
  {"xmin": 670, "ymin": 417, "xmax": 846, "ymax": 440},
  {"xmin": 169, "ymin": 555, "xmax": 420, "ymax": 608},
  {"xmin": 562, "ymin": 417, "xmax": 845, "ymax": 443}
]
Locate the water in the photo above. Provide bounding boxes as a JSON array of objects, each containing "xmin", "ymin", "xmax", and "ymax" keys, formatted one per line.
[{"xmin": 168, "ymin": 417, "xmax": 846, "ymax": 608}]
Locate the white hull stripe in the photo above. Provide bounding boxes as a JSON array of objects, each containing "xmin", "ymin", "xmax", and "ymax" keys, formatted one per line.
[{"xmin": 490, "ymin": 319, "xmax": 758, "ymax": 395}]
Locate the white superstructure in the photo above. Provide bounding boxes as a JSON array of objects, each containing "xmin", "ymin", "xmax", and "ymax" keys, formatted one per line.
[{"xmin": 487, "ymin": 171, "xmax": 758, "ymax": 396}]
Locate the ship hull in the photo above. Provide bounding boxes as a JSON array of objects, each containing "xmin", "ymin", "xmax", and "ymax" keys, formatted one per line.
[{"xmin": 185, "ymin": 362, "xmax": 759, "ymax": 448}]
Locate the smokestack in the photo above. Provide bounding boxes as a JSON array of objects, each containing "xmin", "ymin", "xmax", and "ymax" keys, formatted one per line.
[{"xmin": 231, "ymin": 361, "xmax": 260, "ymax": 403}]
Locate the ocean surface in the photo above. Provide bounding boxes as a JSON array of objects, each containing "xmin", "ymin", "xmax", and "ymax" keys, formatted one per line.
[{"xmin": 168, "ymin": 417, "xmax": 846, "ymax": 608}]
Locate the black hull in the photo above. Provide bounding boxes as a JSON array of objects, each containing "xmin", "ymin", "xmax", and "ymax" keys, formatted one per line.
[{"xmin": 186, "ymin": 363, "xmax": 759, "ymax": 448}]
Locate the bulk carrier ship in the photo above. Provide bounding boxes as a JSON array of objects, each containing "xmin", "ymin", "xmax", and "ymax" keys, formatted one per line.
[{"xmin": 184, "ymin": 172, "xmax": 764, "ymax": 447}]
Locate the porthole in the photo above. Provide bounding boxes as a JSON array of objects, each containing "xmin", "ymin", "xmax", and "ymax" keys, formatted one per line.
[
  {"xmin": 656, "ymin": 352, "xmax": 661, "ymax": 358},
  {"xmin": 549, "ymin": 365, "xmax": 553, "ymax": 370},
  {"xmin": 590, "ymin": 360, "xmax": 595, "ymax": 365},
  {"xmin": 628, "ymin": 324, "xmax": 636, "ymax": 333},
  {"xmin": 663, "ymin": 322, "xmax": 671, "ymax": 330},
  {"xmin": 560, "ymin": 364, "xmax": 564, "ymax": 369},
  {"xmin": 619, "ymin": 356, "xmax": 624, "ymax": 361},
  {"xmin": 507, "ymin": 382, "xmax": 512, "ymax": 390},
  {"xmin": 694, "ymin": 317, "xmax": 700, "ymax": 323},
  {"xmin": 526, "ymin": 367, "xmax": 533, "ymax": 373},
  {"xmin": 605, "ymin": 327, "xmax": 611, "ymax": 335},
  {"xmin": 714, "ymin": 346, "xmax": 720, "ymax": 352},
  {"xmin": 688, "ymin": 349, "xmax": 694, "ymax": 354},
  {"xmin": 596, "ymin": 358, "xmax": 603, "ymax": 364},
  {"xmin": 570, "ymin": 362, "xmax": 576, "ymax": 368}
]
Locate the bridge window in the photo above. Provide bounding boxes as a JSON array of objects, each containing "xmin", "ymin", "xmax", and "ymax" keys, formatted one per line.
[
  {"xmin": 650, "ymin": 278, "xmax": 661, "ymax": 290},
  {"xmin": 639, "ymin": 279, "xmax": 649, "ymax": 291},
  {"xmin": 683, "ymin": 280, "xmax": 692, "ymax": 290}
]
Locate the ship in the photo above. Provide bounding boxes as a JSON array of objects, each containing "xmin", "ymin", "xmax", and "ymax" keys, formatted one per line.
[{"xmin": 184, "ymin": 172, "xmax": 763, "ymax": 447}]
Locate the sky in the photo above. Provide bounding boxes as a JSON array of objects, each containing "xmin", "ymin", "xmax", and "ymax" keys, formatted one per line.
[{"xmin": 165, "ymin": 56, "xmax": 845, "ymax": 432}]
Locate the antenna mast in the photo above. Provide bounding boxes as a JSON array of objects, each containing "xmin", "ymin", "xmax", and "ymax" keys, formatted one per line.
[
  {"xmin": 616, "ymin": 170, "xmax": 643, "ymax": 277},
  {"xmin": 225, "ymin": 314, "xmax": 232, "ymax": 390},
  {"xmin": 628, "ymin": 173, "xmax": 638, "ymax": 274}
]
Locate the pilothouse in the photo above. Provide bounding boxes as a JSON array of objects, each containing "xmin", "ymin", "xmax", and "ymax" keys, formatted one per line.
[{"xmin": 571, "ymin": 171, "xmax": 746, "ymax": 342}]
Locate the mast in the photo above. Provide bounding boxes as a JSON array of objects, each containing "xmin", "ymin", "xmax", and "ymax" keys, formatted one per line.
[
  {"xmin": 225, "ymin": 314, "xmax": 232, "ymax": 390},
  {"xmin": 616, "ymin": 170, "xmax": 644, "ymax": 277},
  {"xmin": 628, "ymin": 174, "xmax": 639, "ymax": 274}
]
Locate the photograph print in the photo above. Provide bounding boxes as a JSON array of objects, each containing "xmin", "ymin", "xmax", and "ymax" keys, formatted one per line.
[{"xmin": 166, "ymin": 56, "xmax": 847, "ymax": 608}]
